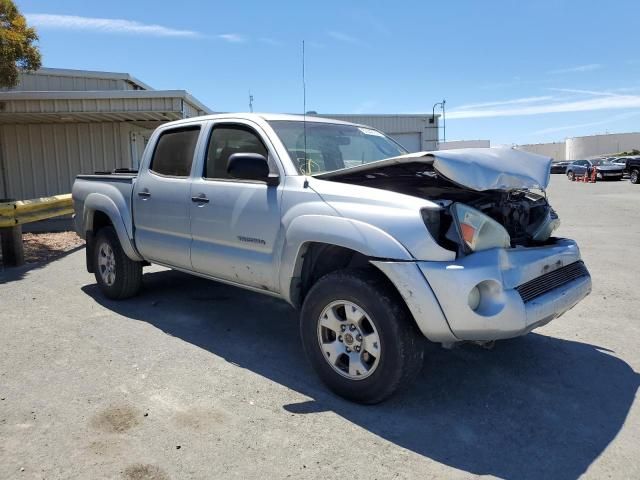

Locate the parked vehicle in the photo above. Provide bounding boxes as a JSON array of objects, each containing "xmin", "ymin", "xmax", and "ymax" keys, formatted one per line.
[
  {"xmin": 566, "ymin": 159, "xmax": 624, "ymax": 181},
  {"xmin": 627, "ymin": 157, "xmax": 640, "ymax": 184},
  {"xmin": 72, "ymin": 114, "xmax": 592, "ymax": 403},
  {"xmin": 550, "ymin": 161, "xmax": 570, "ymax": 174},
  {"xmin": 610, "ymin": 157, "xmax": 628, "ymax": 168}
]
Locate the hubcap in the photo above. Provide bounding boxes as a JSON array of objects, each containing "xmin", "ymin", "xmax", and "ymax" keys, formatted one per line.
[
  {"xmin": 97, "ymin": 242, "xmax": 116, "ymax": 286},
  {"xmin": 317, "ymin": 300, "xmax": 381, "ymax": 380}
]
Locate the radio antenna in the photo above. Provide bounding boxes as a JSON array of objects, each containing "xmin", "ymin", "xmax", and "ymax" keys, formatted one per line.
[
  {"xmin": 249, "ymin": 90, "xmax": 254, "ymax": 112},
  {"xmin": 302, "ymin": 40, "xmax": 308, "ymax": 175}
]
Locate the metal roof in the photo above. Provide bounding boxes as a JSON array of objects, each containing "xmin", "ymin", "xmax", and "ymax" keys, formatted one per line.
[
  {"xmin": 0, "ymin": 90, "xmax": 212, "ymax": 124},
  {"xmin": 27, "ymin": 67, "xmax": 154, "ymax": 91}
]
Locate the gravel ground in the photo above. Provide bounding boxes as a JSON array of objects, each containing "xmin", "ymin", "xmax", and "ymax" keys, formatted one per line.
[
  {"xmin": 0, "ymin": 176, "xmax": 639, "ymax": 480},
  {"xmin": 0, "ymin": 231, "xmax": 84, "ymax": 266}
]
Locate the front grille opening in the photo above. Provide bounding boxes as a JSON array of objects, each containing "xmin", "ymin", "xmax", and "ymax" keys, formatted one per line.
[{"xmin": 516, "ymin": 261, "xmax": 589, "ymax": 303}]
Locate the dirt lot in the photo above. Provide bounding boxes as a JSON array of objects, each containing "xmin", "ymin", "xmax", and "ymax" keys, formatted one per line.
[{"xmin": 1, "ymin": 177, "xmax": 639, "ymax": 480}]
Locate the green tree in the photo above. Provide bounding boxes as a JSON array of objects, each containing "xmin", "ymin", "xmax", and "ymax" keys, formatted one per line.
[{"xmin": 0, "ymin": 0, "xmax": 41, "ymax": 88}]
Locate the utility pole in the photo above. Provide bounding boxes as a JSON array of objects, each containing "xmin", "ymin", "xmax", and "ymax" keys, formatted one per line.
[{"xmin": 432, "ymin": 99, "xmax": 446, "ymax": 145}]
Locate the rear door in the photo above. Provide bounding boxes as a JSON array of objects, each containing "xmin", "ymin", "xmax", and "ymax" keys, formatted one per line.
[
  {"xmin": 189, "ymin": 120, "xmax": 284, "ymax": 291},
  {"xmin": 133, "ymin": 124, "xmax": 202, "ymax": 269}
]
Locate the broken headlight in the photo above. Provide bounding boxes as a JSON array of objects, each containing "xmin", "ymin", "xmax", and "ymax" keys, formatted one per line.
[{"xmin": 451, "ymin": 203, "xmax": 511, "ymax": 252}]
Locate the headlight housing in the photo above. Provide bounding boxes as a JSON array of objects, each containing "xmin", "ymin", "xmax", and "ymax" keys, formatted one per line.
[{"xmin": 452, "ymin": 203, "xmax": 511, "ymax": 252}]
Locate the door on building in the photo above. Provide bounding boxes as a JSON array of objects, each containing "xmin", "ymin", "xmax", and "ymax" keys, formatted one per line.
[
  {"xmin": 129, "ymin": 128, "xmax": 152, "ymax": 169},
  {"xmin": 389, "ymin": 133, "xmax": 421, "ymax": 153}
]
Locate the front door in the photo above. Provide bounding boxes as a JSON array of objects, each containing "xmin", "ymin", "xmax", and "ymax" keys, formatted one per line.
[
  {"xmin": 189, "ymin": 122, "xmax": 283, "ymax": 291},
  {"xmin": 133, "ymin": 125, "xmax": 201, "ymax": 270}
]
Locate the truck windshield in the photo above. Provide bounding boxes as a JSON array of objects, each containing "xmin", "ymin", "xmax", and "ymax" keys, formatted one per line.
[{"xmin": 268, "ymin": 120, "xmax": 408, "ymax": 174}]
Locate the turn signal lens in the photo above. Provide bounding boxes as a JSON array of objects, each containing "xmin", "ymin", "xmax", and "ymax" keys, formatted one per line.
[{"xmin": 452, "ymin": 203, "xmax": 511, "ymax": 252}]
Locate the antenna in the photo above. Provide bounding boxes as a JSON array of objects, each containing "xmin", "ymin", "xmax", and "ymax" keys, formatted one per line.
[
  {"xmin": 249, "ymin": 91, "xmax": 254, "ymax": 112},
  {"xmin": 302, "ymin": 40, "xmax": 308, "ymax": 175}
]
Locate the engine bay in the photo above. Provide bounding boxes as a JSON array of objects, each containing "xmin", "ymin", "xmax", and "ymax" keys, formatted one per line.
[{"xmin": 322, "ymin": 161, "xmax": 560, "ymax": 249}]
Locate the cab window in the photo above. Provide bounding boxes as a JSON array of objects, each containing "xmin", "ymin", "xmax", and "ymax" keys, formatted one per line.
[
  {"xmin": 204, "ymin": 125, "xmax": 269, "ymax": 179},
  {"xmin": 149, "ymin": 127, "xmax": 200, "ymax": 177}
]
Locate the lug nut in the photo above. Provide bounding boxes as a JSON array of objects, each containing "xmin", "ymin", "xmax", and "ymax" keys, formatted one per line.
[
  {"xmin": 356, "ymin": 334, "xmax": 362, "ymax": 341},
  {"xmin": 345, "ymin": 347, "xmax": 351, "ymax": 353},
  {"xmin": 349, "ymin": 324, "xmax": 356, "ymax": 331},
  {"xmin": 338, "ymin": 335, "xmax": 343, "ymax": 342},
  {"xmin": 341, "ymin": 325, "xmax": 347, "ymax": 332},
  {"xmin": 355, "ymin": 346, "xmax": 361, "ymax": 352}
]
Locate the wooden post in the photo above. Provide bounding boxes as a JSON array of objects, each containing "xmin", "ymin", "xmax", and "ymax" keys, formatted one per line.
[{"xmin": 0, "ymin": 224, "xmax": 24, "ymax": 267}]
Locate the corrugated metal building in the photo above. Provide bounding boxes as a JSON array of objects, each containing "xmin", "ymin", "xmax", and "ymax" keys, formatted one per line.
[
  {"xmin": 319, "ymin": 114, "xmax": 439, "ymax": 152},
  {"xmin": 0, "ymin": 68, "xmax": 211, "ymax": 200},
  {"xmin": 516, "ymin": 142, "xmax": 567, "ymax": 161}
]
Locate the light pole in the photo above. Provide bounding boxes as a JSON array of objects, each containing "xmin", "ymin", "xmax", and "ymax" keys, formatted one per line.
[{"xmin": 432, "ymin": 99, "xmax": 446, "ymax": 145}]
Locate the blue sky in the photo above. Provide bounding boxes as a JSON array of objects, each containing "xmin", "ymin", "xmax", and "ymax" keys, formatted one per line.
[{"xmin": 16, "ymin": 0, "xmax": 640, "ymax": 145}]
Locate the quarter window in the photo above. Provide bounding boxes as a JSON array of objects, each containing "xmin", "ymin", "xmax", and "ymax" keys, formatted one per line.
[
  {"xmin": 150, "ymin": 127, "xmax": 200, "ymax": 177},
  {"xmin": 205, "ymin": 125, "xmax": 268, "ymax": 179}
]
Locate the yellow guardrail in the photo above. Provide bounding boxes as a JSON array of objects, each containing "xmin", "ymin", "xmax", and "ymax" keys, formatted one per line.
[{"xmin": 0, "ymin": 194, "xmax": 73, "ymax": 228}]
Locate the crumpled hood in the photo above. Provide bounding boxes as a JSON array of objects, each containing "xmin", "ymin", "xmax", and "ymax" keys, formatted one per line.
[{"xmin": 315, "ymin": 147, "xmax": 552, "ymax": 191}]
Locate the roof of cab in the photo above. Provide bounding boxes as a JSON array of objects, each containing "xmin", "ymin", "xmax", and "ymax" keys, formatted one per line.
[{"xmin": 162, "ymin": 112, "xmax": 366, "ymax": 128}]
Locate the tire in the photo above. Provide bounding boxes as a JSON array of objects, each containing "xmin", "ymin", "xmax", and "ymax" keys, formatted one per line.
[
  {"xmin": 631, "ymin": 169, "xmax": 640, "ymax": 184},
  {"xmin": 93, "ymin": 226, "xmax": 142, "ymax": 300},
  {"xmin": 300, "ymin": 268, "xmax": 424, "ymax": 404},
  {"xmin": 567, "ymin": 170, "xmax": 575, "ymax": 181}
]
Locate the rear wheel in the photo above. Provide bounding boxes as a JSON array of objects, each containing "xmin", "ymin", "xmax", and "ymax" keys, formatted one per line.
[
  {"xmin": 567, "ymin": 170, "xmax": 575, "ymax": 181},
  {"xmin": 93, "ymin": 226, "xmax": 142, "ymax": 299},
  {"xmin": 300, "ymin": 268, "xmax": 424, "ymax": 404},
  {"xmin": 631, "ymin": 169, "xmax": 640, "ymax": 184}
]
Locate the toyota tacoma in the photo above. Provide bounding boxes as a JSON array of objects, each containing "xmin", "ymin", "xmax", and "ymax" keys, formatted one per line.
[{"xmin": 73, "ymin": 114, "xmax": 592, "ymax": 403}]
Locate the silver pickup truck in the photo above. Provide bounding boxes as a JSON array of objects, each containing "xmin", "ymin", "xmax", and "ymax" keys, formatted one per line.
[{"xmin": 73, "ymin": 113, "xmax": 591, "ymax": 403}]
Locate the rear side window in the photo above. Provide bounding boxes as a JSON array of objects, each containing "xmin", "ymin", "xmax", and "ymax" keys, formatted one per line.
[
  {"xmin": 204, "ymin": 125, "xmax": 268, "ymax": 179},
  {"xmin": 150, "ymin": 127, "xmax": 200, "ymax": 177}
]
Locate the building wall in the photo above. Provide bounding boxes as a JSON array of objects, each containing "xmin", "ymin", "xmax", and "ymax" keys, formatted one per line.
[
  {"xmin": 566, "ymin": 132, "xmax": 640, "ymax": 160},
  {"xmin": 0, "ymin": 122, "xmax": 152, "ymax": 199},
  {"xmin": 438, "ymin": 140, "xmax": 490, "ymax": 150},
  {"xmin": 517, "ymin": 142, "xmax": 566, "ymax": 161},
  {"xmin": 319, "ymin": 114, "xmax": 439, "ymax": 152}
]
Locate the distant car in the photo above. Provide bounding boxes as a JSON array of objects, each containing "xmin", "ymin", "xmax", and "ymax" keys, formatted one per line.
[
  {"xmin": 566, "ymin": 159, "xmax": 624, "ymax": 181},
  {"xmin": 627, "ymin": 157, "xmax": 640, "ymax": 184},
  {"xmin": 550, "ymin": 161, "xmax": 570, "ymax": 174},
  {"xmin": 610, "ymin": 157, "xmax": 629, "ymax": 169}
]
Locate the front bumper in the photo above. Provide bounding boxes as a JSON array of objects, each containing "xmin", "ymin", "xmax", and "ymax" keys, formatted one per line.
[{"xmin": 372, "ymin": 238, "xmax": 591, "ymax": 342}]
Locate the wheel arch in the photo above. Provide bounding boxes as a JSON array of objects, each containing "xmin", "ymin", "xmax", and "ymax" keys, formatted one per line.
[
  {"xmin": 279, "ymin": 215, "xmax": 413, "ymax": 307},
  {"xmin": 83, "ymin": 193, "xmax": 143, "ymax": 264}
]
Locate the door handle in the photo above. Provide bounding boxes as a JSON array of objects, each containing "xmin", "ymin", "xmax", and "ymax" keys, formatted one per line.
[
  {"xmin": 191, "ymin": 195, "xmax": 209, "ymax": 204},
  {"xmin": 137, "ymin": 190, "xmax": 151, "ymax": 198}
]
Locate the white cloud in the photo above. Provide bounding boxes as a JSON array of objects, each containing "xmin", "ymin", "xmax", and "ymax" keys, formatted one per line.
[
  {"xmin": 217, "ymin": 33, "xmax": 246, "ymax": 43},
  {"xmin": 327, "ymin": 31, "xmax": 364, "ymax": 45},
  {"xmin": 26, "ymin": 13, "xmax": 199, "ymax": 37},
  {"xmin": 531, "ymin": 111, "xmax": 640, "ymax": 136},
  {"xmin": 455, "ymin": 96, "xmax": 554, "ymax": 110},
  {"xmin": 548, "ymin": 63, "xmax": 602, "ymax": 74},
  {"xmin": 448, "ymin": 92, "xmax": 640, "ymax": 119},
  {"xmin": 547, "ymin": 88, "xmax": 618, "ymax": 97}
]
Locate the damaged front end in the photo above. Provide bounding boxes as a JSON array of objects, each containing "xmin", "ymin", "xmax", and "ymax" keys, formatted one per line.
[
  {"xmin": 315, "ymin": 148, "xmax": 591, "ymax": 342},
  {"xmin": 315, "ymin": 148, "xmax": 560, "ymax": 257}
]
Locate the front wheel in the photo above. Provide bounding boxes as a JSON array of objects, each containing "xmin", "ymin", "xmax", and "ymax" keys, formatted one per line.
[
  {"xmin": 567, "ymin": 170, "xmax": 575, "ymax": 181},
  {"xmin": 300, "ymin": 269, "xmax": 424, "ymax": 404},
  {"xmin": 630, "ymin": 169, "xmax": 640, "ymax": 184},
  {"xmin": 93, "ymin": 226, "xmax": 142, "ymax": 299}
]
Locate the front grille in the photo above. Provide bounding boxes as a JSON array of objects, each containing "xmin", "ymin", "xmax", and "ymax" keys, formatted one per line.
[{"xmin": 516, "ymin": 261, "xmax": 589, "ymax": 303}]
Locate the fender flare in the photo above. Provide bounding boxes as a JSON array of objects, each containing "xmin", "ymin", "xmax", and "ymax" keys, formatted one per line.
[
  {"xmin": 83, "ymin": 193, "xmax": 143, "ymax": 261},
  {"xmin": 278, "ymin": 215, "xmax": 413, "ymax": 304}
]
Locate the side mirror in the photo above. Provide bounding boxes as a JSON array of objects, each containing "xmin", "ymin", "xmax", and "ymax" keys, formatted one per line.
[{"xmin": 227, "ymin": 153, "xmax": 279, "ymax": 185}]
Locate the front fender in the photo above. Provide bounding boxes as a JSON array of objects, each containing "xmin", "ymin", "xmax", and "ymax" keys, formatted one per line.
[
  {"xmin": 83, "ymin": 193, "xmax": 143, "ymax": 261},
  {"xmin": 278, "ymin": 214, "xmax": 413, "ymax": 304}
]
